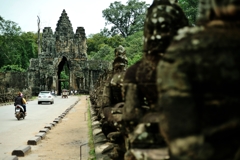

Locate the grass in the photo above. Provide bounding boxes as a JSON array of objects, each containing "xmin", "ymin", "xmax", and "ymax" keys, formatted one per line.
[{"xmin": 87, "ymin": 98, "xmax": 96, "ymax": 160}]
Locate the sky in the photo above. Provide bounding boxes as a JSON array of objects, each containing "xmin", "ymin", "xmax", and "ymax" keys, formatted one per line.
[{"xmin": 0, "ymin": 0, "xmax": 153, "ymax": 36}]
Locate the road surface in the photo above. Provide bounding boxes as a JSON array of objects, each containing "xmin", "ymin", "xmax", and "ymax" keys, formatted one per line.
[{"xmin": 0, "ymin": 95, "xmax": 79, "ymax": 159}]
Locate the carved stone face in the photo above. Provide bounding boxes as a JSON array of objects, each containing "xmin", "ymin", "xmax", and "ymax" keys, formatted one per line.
[
  {"xmin": 143, "ymin": 0, "xmax": 188, "ymax": 55},
  {"xmin": 114, "ymin": 45, "xmax": 126, "ymax": 58},
  {"xmin": 112, "ymin": 45, "xmax": 128, "ymax": 73},
  {"xmin": 211, "ymin": 0, "xmax": 240, "ymax": 19},
  {"xmin": 113, "ymin": 56, "xmax": 128, "ymax": 73}
]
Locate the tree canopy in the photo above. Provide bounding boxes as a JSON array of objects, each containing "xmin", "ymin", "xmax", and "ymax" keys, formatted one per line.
[
  {"xmin": 179, "ymin": 0, "xmax": 199, "ymax": 25},
  {"xmin": 87, "ymin": 30, "xmax": 143, "ymax": 66},
  {"xmin": 0, "ymin": 16, "xmax": 38, "ymax": 71},
  {"xmin": 102, "ymin": 0, "xmax": 149, "ymax": 38}
]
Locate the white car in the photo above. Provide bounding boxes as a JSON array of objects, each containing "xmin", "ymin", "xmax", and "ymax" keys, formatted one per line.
[{"xmin": 38, "ymin": 91, "xmax": 54, "ymax": 104}]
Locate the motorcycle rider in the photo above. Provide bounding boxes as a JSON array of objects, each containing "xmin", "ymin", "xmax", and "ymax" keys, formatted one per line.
[
  {"xmin": 21, "ymin": 93, "xmax": 27, "ymax": 115},
  {"xmin": 14, "ymin": 92, "xmax": 26, "ymax": 115}
]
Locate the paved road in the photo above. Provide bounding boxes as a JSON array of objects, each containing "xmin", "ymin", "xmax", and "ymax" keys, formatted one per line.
[{"xmin": 0, "ymin": 95, "xmax": 79, "ymax": 159}]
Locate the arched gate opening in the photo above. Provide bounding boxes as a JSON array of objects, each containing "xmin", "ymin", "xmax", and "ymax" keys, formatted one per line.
[{"xmin": 57, "ymin": 56, "xmax": 70, "ymax": 95}]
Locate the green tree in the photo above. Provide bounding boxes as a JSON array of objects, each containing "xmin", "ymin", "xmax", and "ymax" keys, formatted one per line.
[
  {"xmin": 179, "ymin": 0, "xmax": 199, "ymax": 25},
  {"xmin": 19, "ymin": 32, "xmax": 38, "ymax": 68},
  {"xmin": 124, "ymin": 30, "xmax": 143, "ymax": 66},
  {"xmin": 0, "ymin": 16, "xmax": 38, "ymax": 70},
  {"xmin": 0, "ymin": 65, "xmax": 26, "ymax": 72},
  {"xmin": 0, "ymin": 17, "xmax": 22, "ymax": 67},
  {"xmin": 87, "ymin": 33, "xmax": 125, "ymax": 60},
  {"xmin": 87, "ymin": 30, "xmax": 143, "ymax": 66},
  {"xmin": 60, "ymin": 64, "xmax": 69, "ymax": 89},
  {"xmin": 102, "ymin": 0, "xmax": 149, "ymax": 38}
]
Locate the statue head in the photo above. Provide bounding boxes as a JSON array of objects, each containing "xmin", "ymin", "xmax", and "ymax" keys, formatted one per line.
[
  {"xmin": 114, "ymin": 45, "xmax": 126, "ymax": 58},
  {"xmin": 211, "ymin": 0, "xmax": 240, "ymax": 20},
  {"xmin": 197, "ymin": 0, "xmax": 240, "ymax": 24},
  {"xmin": 143, "ymin": 0, "xmax": 189, "ymax": 55},
  {"xmin": 113, "ymin": 45, "xmax": 128, "ymax": 72},
  {"xmin": 196, "ymin": 0, "xmax": 212, "ymax": 25}
]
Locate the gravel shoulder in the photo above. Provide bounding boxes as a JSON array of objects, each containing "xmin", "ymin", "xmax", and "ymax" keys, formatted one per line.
[{"xmin": 19, "ymin": 95, "xmax": 90, "ymax": 160}]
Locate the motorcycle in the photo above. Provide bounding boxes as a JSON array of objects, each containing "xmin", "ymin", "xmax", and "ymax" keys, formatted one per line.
[{"xmin": 15, "ymin": 105, "xmax": 25, "ymax": 120}]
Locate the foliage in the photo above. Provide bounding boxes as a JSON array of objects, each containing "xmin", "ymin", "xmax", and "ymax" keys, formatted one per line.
[
  {"xmin": 60, "ymin": 64, "xmax": 69, "ymax": 89},
  {"xmin": 87, "ymin": 33, "xmax": 125, "ymax": 61},
  {"xmin": 123, "ymin": 30, "xmax": 143, "ymax": 66},
  {"xmin": 93, "ymin": 45, "xmax": 114, "ymax": 61},
  {"xmin": 0, "ymin": 16, "xmax": 38, "ymax": 70},
  {"xmin": 0, "ymin": 0, "xmax": 200, "ymax": 73},
  {"xmin": 179, "ymin": 0, "xmax": 199, "ymax": 25},
  {"xmin": 102, "ymin": 0, "xmax": 149, "ymax": 38},
  {"xmin": 88, "ymin": 0, "xmax": 200, "ymax": 66},
  {"xmin": 0, "ymin": 65, "xmax": 26, "ymax": 72},
  {"xmin": 87, "ymin": 30, "xmax": 143, "ymax": 66}
]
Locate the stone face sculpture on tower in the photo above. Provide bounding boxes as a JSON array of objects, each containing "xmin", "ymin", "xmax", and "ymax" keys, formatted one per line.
[{"xmin": 27, "ymin": 9, "xmax": 109, "ymax": 95}]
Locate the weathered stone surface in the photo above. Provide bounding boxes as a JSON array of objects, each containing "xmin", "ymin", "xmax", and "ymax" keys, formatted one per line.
[
  {"xmin": 0, "ymin": 72, "xmax": 32, "ymax": 103},
  {"xmin": 44, "ymin": 124, "xmax": 53, "ymax": 130},
  {"xmin": 27, "ymin": 137, "xmax": 41, "ymax": 145},
  {"xmin": 93, "ymin": 128, "xmax": 103, "ymax": 136},
  {"xmin": 35, "ymin": 132, "xmax": 46, "ymax": 139},
  {"xmin": 39, "ymin": 128, "xmax": 50, "ymax": 133},
  {"xmin": 53, "ymin": 118, "xmax": 62, "ymax": 123},
  {"xmin": 0, "ymin": 9, "xmax": 108, "ymax": 100},
  {"xmin": 11, "ymin": 145, "xmax": 31, "ymax": 157},
  {"xmin": 50, "ymin": 122, "xmax": 57, "ymax": 126},
  {"xmin": 27, "ymin": 9, "xmax": 109, "ymax": 96}
]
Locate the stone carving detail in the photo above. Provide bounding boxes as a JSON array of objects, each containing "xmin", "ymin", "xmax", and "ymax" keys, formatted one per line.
[
  {"xmin": 89, "ymin": 0, "xmax": 189, "ymax": 159},
  {"xmin": 26, "ymin": 9, "xmax": 108, "ymax": 95},
  {"xmin": 42, "ymin": 27, "xmax": 54, "ymax": 54},
  {"xmin": 156, "ymin": 1, "xmax": 240, "ymax": 160},
  {"xmin": 121, "ymin": 1, "xmax": 189, "ymax": 158},
  {"xmin": 0, "ymin": 9, "xmax": 107, "ymax": 102},
  {"xmin": 74, "ymin": 27, "xmax": 88, "ymax": 59},
  {"xmin": 89, "ymin": 45, "xmax": 128, "ymax": 159}
]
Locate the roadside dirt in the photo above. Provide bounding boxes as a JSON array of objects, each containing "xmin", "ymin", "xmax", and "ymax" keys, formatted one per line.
[{"xmin": 19, "ymin": 95, "xmax": 90, "ymax": 160}]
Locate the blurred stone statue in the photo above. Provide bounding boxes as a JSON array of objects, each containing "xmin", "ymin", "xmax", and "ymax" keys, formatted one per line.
[
  {"xmin": 99, "ymin": 45, "xmax": 128, "ymax": 159},
  {"xmin": 157, "ymin": 0, "xmax": 240, "ymax": 159},
  {"xmin": 122, "ymin": 0, "xmax": 188, "ymax": 159}
]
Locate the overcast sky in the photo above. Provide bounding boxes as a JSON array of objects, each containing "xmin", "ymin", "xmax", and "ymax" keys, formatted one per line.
[{"xmin": 0, "ymin": 0, "xmax": 153, "ymax": 36}]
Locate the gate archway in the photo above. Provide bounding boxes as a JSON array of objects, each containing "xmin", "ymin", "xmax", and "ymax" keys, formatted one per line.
[
  {"xmin": 57, "ymin": 56, "xmax": 70, "ymax": 95},
  {"xmin": 27, "ymin": 9, "xmax": 109, "ymax": 96}
]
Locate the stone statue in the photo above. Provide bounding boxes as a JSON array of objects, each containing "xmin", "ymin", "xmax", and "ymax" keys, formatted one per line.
[
  {"xmin": 95, "ymin": 45, "xmax": 128, "ymax": 159},
  {"xmin": 157, "ymin": 0, "xmax": 240, "ymax": 159},
  {"xmin": 122, "ymin": 0, "xmax": 189, "ymax": 159},
  {"xmin": 102, "ymin": 46, "xmax": 127, "ymax": 129}
]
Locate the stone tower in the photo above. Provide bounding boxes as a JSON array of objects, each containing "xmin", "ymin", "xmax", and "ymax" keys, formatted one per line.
[{"xmin": 28, "ymin": 9, "xmax": 109, "ymax": 95}]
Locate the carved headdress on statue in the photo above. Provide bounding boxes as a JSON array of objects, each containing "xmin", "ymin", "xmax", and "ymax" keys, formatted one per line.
[
  {"xmin": 112, "ymin": 45, "xmax": 128, "ymax": 72},
  {"xmin": 143, "ymin": 0, "xmax": 189, "ymax": 55}
]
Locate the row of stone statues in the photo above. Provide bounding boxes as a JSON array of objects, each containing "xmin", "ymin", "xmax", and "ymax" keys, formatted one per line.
[{"xmin": 90, "ymin": 0, "xmax": 240, "ymax": 159}]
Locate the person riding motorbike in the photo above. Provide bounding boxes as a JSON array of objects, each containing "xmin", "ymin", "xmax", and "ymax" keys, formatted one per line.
[
  {"xmin": 21, "ymin": 93, "xmax": 27, "ymax": 115},
  {"xmin": 14, "ymin": 92, "xmax": 26, "ymax": 115}
]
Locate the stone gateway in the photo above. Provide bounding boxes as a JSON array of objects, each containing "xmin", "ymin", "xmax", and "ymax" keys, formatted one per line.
[{"xmin": 28, "ymin": 9, "xmax": 109, "ymax": 95}]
